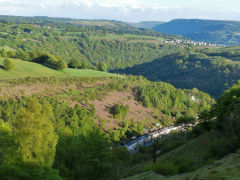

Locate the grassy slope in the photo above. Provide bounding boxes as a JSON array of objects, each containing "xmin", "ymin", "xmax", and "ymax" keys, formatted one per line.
[
  {"xmin": 0, "ymin": 58, "xmax": 121, "ymax": 79},
  {"xmin": 154, "ymin": 132, "xmax": 213, "ymax": 168},
  {"xmin": 63, "ymin": 68, "xmax": 121, "ymax": 77},
  {"xmin": 123, "ymin": 131, "xmax": 240, "ymax": 180},
  {"xmin": 123, "ymin": 149, "xmax": 240, "ymax": 180}
]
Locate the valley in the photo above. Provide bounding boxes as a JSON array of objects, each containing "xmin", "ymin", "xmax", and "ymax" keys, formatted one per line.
[{"xmin": 0, "ymin": 15, "xmax": 240, "ymax": 180}]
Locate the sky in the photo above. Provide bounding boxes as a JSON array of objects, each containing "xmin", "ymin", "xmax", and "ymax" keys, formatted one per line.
[{"xmin": 0, "ymin": 0, "xmax": 240, "ymax": 22}]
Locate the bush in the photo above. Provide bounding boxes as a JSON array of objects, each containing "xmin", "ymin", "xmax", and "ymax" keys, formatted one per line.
[
  {"xmin": 3, "ymin": 58, "xmax": 14, "ymax": 70},
  {"xmin": 110, "ymin": 103, "xmax": 129, "ymax": 119},
  {"xmin": 68, "ymin": 59, "xmax": 81, "ymax": 69},
  {"xmin": 34, "ymin": 54, "xmax": 67, "ymax": 70},
  {"xmin": 0, "ymin": 165, "xmax": 62, "ymax": 180},
  {"xmin": 98, "ymin": 62, "xmax": 107, "ymax": 72},
  {"xmin": 153, "ymin": 162, "xmax": 179, "ymax": 175}
]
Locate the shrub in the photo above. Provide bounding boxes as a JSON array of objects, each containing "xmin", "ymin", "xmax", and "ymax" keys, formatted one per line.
[
  {"xmin": 110, "ymin": 103, "xmax": 129, "ymax": 119},
  {"xmin": 3, "ymin": 58, "xmax": 14, "ymax": 70},
  {"xmin": 34, "ymin": 54, "xmax": 67, "ymax": 70},
  {"xmin": 68, "ymin": 59, "xmax": 81, "ymax": 69},
  {"xmin": 98, "ymin": 62, "xmax": 107, "ymax": 72},
  {"xmin": 153, "ymin": 162, "xmax": 179, "ymax": 175}
]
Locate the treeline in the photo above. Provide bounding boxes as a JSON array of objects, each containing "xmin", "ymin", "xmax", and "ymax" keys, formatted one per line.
[{"xmin": 0, "ymin": 49, "xmax": 108, "ymax": 71}]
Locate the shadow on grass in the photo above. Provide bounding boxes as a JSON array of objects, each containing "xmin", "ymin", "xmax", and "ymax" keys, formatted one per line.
[{"xmin": 0, "ymin": 65, "xmax": 5, "ymax": 70}]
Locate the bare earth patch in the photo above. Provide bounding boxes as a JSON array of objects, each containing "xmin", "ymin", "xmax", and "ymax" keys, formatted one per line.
[
  {"xmin": 90, "ymin": 91, "xmax": 157, "ymax": 129},
  {"xmin": 0, "ymin": 80, "xmax": 108, "ymax": 99}
]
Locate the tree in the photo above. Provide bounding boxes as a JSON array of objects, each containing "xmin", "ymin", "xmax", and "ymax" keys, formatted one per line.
[
  {"xmin": 110, "ymin": 104, "xmax": 129, "ymax": 119},
  {"xmin": 175, "ymin": 115, "xmax": 196, "ymax": 144},
  {"xmin": 213, "ymin": 81, "xmax": 240, "ymax": 143},
  {"xmin": 69, "ymin": 59, "xmax": 81, "ymax": 69},
  {"xmin": 3, "ymin": 58, "xmax": 14, "ymax": 70},
  {"xmin": 98, "ymin": 62, "xmax": 107, "ymax": 72},
  {"xmin": 35, "ymin": 54, "xmax": 67, "ymax": 70},
  {"xmin": 0, "ymin": 98, "xmax": 60, "ymax": 179},
  {"xmin": 54, "ymin": 129, "xmax": 115, "ymax": 180},
  {"xmin": 56, "ymin": 60, "xmax": 68, "ymax": 70},
  {"xmin": 112, "ymin": 147, "xmax": 131, "ymax": 179},
  {"xmin": 69, "ymin": 58, "xmax": 88, "ymax": 69},
  {"xmin": 13, "ymin": 98, "xmax": 58, "ymax": 167}
]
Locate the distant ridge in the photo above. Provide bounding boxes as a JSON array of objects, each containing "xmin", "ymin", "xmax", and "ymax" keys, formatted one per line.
[
  {"xmin": 127, "ymin": 21, "xmax": 165, "ymax": 29},
  {"xmin": 150, "ymin": 19, "xmax": 240, "ymax": 45}
]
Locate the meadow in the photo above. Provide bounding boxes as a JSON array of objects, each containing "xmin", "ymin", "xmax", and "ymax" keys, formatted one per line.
[{"xmin": 0, "ymin": 58, "xmax": 122, "ymax": 79}]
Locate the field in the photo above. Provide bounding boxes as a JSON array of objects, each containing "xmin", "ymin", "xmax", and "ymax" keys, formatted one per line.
[
  {"xmin": 0, "ymin": 58, "xmax": 122, "ymax": 79},
  {"xmin": 63, "ymin": 68, "xmax": 122, "ymax": 77}
]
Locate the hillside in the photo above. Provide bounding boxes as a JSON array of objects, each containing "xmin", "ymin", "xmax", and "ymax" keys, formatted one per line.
[
  {"xmin": 122, "ymin": 80, "xmax": 240, "ymax": 180},
  {"xmin": 1, "ymin": 15, "xmax": 240, "ymax": 180},
  {"xmin": 0, "ymin": 74, "xmax": 214, "ymax": 179},
  {"xmin": 123, "ymin": 148, "xmax": 240, "ymax": 180},
  {"xmin": 0, "ymin": 15, "xmax": 189, "ymax": 71},
  {"xmin": 116, "ymin": 47, "xmax": 240, "ymax": 98},
  {"xmin": 0, "ymin": 58, "xmax": 121, "ymax": 79},
  {"xmin": 151, "ymin": 19, "xmax": 240, "ymax": 45}
]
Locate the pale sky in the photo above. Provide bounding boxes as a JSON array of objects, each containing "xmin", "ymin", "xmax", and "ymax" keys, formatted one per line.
[{"xmin": 0, "ymin": 0, "xmax": 240, "ymax": 22}]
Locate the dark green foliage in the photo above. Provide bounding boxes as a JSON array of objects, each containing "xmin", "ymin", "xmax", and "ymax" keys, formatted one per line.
[
  {"xmin": 209, "ymin": 81, "xmax": 240, "ymax": 150},
  {"xmin": 135, "ymin": 80, "xmax": 213, "ymax": 123},
  {"xmin": 0, "ymin": 165, "xmax": 62, "ymax": 180},
  {"xmin": 98, "ymin": 62, "xmax": 107, "ymax": 72},
  {"xmin": 34, "ymin": 54, "xmax": 67, "ymax": 70},
  {"xmin": 118, "ymin": 49, "xmax": 240, "ymax": 98},
  {"xmin": 0, "ymin": 98, "xmax": 60, "ymax": 179},
  {"xmin": 68, "ymin": 54, "xmax": 88, "ymax": 69},
  {"xmin": 54, "ymin": 129, "xmax": 115, "ymax": 180},
  {"xmin": 175, "ymin": 115, "xmax": 196, "ymax": 128},
  {"xmin": 157, "ymin": 132, "xmax": 183, "ymax": 154},
  {"xmin": 150, "ymin": 157, "xmax": 193, "ymax": 175},
  {"xmin": 110, "ymin": 103, "xmax": 129, "ymax": 119},
  {"xmin": 3, "ymin": 58, "xmax": 14, "ymax": 70},
  {"xmin": 69, "ymin": 59, "xmax": 82, "ymax": 69},
  {"xmin": 152, "ymin": 162, "xmax": 179, "ymax": 175}
]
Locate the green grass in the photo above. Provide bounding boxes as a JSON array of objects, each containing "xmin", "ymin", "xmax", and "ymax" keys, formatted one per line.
[
  {"xmin": 122, "ymin": 171, "xmax": 164, "ymax": 180},
  {"xmin": 0, "ymin": 58, "xmax": 123, "ymax": 79},
  {"xmin": 123, "ymin": 130, "xmax": 240, "ymax": 180},
  {"xmin": 123, "ymin": 149, "xmax": 240, "ymax": 180},
  {"xmin": 63, "ymin": 68, "xmax": 121, "ymax": 77},
  {"xmin": 168, "ymin": 149, "xmax": 240, "ymax": 180}
]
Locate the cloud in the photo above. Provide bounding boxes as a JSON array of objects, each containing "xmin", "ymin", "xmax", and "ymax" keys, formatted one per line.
[{"xmin": 0, "ymin": 0, "xmax": 239, "ymax": 22}]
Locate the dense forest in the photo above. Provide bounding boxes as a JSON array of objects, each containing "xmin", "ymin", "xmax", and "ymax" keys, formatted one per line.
[{"xmin": 117, "ymin": 47, "xmax": 240, "ymax": 98}]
